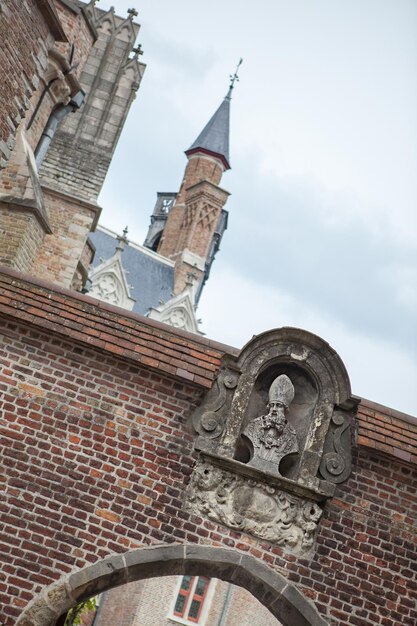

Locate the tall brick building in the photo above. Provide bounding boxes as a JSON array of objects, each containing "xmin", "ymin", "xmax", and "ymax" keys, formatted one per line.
[
  {"xmin": 0, "ymin": 0, "xmax": 145, "ymax": 290},
  {"xmin": 0, "ymin": 3, "xmax": 416, "ymax": 626}
]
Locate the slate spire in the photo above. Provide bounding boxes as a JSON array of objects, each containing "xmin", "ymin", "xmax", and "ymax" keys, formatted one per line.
[
  {"xmin": 185, "ymin": 97, "xmax": 231, "ymax": 170},
  {"xmin": 185, "ymin": 60, "xmax": 242, "ymax": 171}
]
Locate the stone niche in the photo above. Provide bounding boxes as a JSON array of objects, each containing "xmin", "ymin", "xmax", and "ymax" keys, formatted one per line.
[{"xmin": 187, "ymin": 328, "xmax": 358, "ymax": 554}]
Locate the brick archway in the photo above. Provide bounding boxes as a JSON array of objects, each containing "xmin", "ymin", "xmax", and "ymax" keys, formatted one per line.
[{"xmin": 17, "ymin": 544, "xmax": 328, "ymax": 626}]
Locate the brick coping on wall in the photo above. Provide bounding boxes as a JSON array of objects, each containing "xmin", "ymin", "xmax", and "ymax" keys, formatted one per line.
[{"xmin": 0, "ymin": 265, "xmax": 416, "ymax": 466}]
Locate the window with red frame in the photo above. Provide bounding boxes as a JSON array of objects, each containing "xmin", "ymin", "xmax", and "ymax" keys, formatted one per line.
[{"xmin": 173, "ymin": 576, "xmax": 210, "ymax": 623}]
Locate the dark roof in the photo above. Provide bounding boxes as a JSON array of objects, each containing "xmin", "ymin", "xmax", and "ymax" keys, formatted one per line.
[
  {"xmin": 185, "ymin": 91, "xmax": 231, "ymax": 170},
  {"xmin": 89, "ymin": 227, "xmax": 175, "ymax": 315}
]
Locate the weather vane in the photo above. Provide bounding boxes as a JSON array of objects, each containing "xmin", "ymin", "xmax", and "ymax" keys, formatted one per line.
[{"xmin": 229, "ymin": 58, "xmax": 243, "ymax": 91}]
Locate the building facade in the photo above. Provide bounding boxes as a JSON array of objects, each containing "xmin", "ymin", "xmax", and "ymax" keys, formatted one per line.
[
  {"xmin": 90, "ymin": 576, "xmax": 280, "ymax": 626},
  {"xmin": 0, "ymin": 3, "xmax": 416, "ymax": 626},
  {"xmin": 0, "ymin": 0, "xmax": 145, "ymax": 291}
]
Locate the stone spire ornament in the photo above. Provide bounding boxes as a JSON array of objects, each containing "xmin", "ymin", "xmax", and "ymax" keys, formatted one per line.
[{"xmin": 243, "ymin": 374, "xmax": 298, "ymax": 475}]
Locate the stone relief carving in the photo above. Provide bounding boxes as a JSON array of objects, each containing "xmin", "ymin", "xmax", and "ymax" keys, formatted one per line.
[
  {"xmin": 148, "ymin": 288, "xmax": 201, "ymax": 334},
  {"xmin": 90, "ymin": 272, "xmax": 122, "ymax": 305},
  {"xmin": 188, "ymin": 328, "xmax": 358, "ymax": 551},
  {"xmin": 319, "ymin": 411, "xmax": 352, "ymax": 484},
  {"xmin": 162, "ymin": 307, "xmax": 190, "ymax": 330},
  {"xmin": 242, "ymin": 374, "xmax": 298, "ymax": 475},
  {"xmin": 88, "ymin": 235, "xmax": 136, "ymax": 311},
  {"xmin": 187, "ymin": 459, "xmax": 322, "ymax": 553}
]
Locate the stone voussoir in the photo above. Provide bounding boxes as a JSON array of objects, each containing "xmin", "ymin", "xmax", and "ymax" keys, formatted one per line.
[
  {"xmin": 125, "ymin": 544, "xmax": 187, "ymax": 582},
  {"xmin": 68, "ymin": 552, "xmax": 128, "ymax": 603}
]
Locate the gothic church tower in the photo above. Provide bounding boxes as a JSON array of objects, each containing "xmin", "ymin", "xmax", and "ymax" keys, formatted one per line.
[
  {"xmin": 89, "ymin": 64, "xmax": 242, "ymax": 335},
  {"xmin": 147, "ymin": 67, "xmax": 241, "ymax": 303}
]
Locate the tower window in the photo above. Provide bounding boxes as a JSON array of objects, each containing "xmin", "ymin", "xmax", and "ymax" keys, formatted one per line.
[{"xmin": 170, "ymin": 576, "xmax": 211, "ymax": 624}]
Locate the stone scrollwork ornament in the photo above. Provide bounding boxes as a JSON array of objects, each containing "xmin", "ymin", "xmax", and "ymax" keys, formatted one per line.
[
  {"xmin": 319, "ymin": 411, "xmax": 352, "ymax": 484},
  {"xmin": 243, "ymin": 374, "xmax": 298, "ymax": 475},
  {"xmin": 192, "ymin": 368, "xmax": 239, "ymax": 447},
  {"xmin": 187, "ymin": 460, "xmax": 322, "ymax": 553}
]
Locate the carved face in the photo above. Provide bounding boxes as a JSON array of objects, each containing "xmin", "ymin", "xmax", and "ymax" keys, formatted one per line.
[{"xmin": 267, "ymin": 402, "xmax": 287, "ymax": 433}]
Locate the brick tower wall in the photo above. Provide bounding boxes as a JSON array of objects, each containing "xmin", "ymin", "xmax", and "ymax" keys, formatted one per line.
[
  {"xmin": 0, "ymin": 0, "xmax": 97, "ymax": 278},
  {"xmin": 0, "ymin": 0, "xmax": 55, "ymax": 168},
  {"xmin": 39, "ymin": 9, "xmax": 145, "ymax": 204},
  {"xmin": 157, "ymin": 154, "xmax": 225, "ymax": 259}
]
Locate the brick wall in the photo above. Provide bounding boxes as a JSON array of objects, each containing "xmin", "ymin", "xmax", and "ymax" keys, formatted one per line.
[
  {"xmin": 0, "ymin": 0, "xmax": 55, "ymax": 168},
  {"xmin": 0, "ymin": 208, "xmax": 44, "ymax": 271},
  {"xmin": 0, "ymin": 0, "xmax": 97, "ymax": 280},
  {"xmin": 0, "ymin": 0, "xmax": 94, "ymax": 167},
  {"xmin": 21, "ymin": 1, "xmax": 95, "ymax": 156},
  {"xmin": 92, "ymin": 581, "xmax": 146, "ymax": 626},
  {"xmin": 175, "ymin": 155, "xmax": 224, "ymax": 206},
  {"xmin": 52, "ymin": 0, "xmax": 96, "ymax": 84},
  {"xmin": 33, "ymin": 187, "xmax": 100, "ymax": 287},
  {"xmin": 0, "ymin": 271, "xmax": 416, "ymax": 626}
]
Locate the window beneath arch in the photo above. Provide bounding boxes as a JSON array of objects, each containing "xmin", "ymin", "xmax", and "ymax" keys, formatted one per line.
[{"xmin": 169, "ymin": 576, "xmax": 212, "ymax": 625}]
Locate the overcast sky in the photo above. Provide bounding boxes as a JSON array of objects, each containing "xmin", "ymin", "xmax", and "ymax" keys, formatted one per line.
[{"xmin": 95, "ymin": 0, "xmax": 417, "ymax": 417}]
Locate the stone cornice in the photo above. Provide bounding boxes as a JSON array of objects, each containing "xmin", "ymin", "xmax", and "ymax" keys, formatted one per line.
[{"xmin": 41, "ymin": 185, "xmax": 101, "ymax": 229}]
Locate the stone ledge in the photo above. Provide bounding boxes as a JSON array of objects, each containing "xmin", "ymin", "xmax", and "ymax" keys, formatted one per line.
[
  {"xmin": 198, "ymin": 451, "xmax": 335, "ymax": 501},
  {"xmin": 41, "ymin": 184, "xmax": 102, "ymax": 230},
  {"xmin": 0, "ymin": 195, "xmax": 52, "ymax": 233}
]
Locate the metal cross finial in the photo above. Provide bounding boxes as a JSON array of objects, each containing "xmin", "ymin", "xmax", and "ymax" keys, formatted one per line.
[
  {"xmin": 115, "ymin": 226, "xmax": 129, "ymax": 254},
  {"xmin": 132, "ymin": 44, "xmax": 143, "ymax": 57},
  {"xmin": 229, "ymin": 58, "xmax": 243, "ymax": 90},
  {"xmin": 127, "ymin": 7, "xmax": 138, "ymax": 17}
]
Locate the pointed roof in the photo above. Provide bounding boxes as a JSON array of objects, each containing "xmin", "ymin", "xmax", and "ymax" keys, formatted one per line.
[{"xmin": 185, "ymin": 88, "xmax": 232, "ymax": 170}]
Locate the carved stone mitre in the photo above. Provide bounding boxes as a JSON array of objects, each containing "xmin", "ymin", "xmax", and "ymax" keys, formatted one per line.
[
  {"xmin": 243, "ymin": 374, "xmax": 298, "ymax": 475},
  {"xmin": 269, "ymin": 374, "xmax": 295, "ymax": 409}
]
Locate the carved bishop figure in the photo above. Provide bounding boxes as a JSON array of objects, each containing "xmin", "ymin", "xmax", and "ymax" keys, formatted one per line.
[{"xmin": 243, "ymin": 374, "xmax": 298, "ymax": 475}]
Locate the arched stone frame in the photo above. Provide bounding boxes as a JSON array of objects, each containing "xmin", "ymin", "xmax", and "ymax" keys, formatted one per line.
[
  {"xmin": 17, "ymin": 544, "xmax": 328, "ymax": 626},
  {"xmin": 193, "ymin": 327, "xmax": 356, "ymax": 495}
]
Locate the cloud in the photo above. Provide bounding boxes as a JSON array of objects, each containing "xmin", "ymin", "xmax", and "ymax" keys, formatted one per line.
[
  {"xmin": 96, "ymin": 0, "xmax": 417, "ymax": 416},
  {"xmin": 217, "ymin": 155, "xmax": 417, "ymax": 355},
  {"xmin": 199, "ymin": 266, "xmax": 417, "ymax": 416}
]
